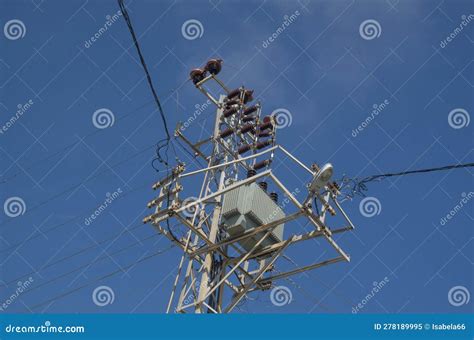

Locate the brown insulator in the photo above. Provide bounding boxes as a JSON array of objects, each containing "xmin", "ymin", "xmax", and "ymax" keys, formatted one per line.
[
  {"xmin": 240, "ymin": 124, "xmax": 254, "ymax": 134},
  {"xmin": 223, "ymin": 107, "xmax": 237, "ymax": 118},
  {"xmin": 256, "ymin": 139, "xmax": 272, "ymax": 149},
  {"xmin": 269, "ymin": 192, "xmax": 278, "ymax": 203},
  {"xmin": 243, "ymin": 90, "xmax": 254, "ymax": 103},
  {"xmin": 258, "ymin": 131, "xmax": 272, "ymax": 138},
  {"xmin": 243, "ymin": 105, "xmax": 258, "ymax": 116},
  {"xmin": 227, "ymin": 88, "xmax": 241, "ymax": 100},
  {"xmin": 262, "ymin": 116, "xmax": 272, "ymax": 123},
  {"xmin": 190, "ymin": 68, "xmax": 206, "ymax": 85},
  {"xmin": 259, "ymin": 121, "xmax": 273, "ymax": 131},
  {"xmin": 258, "ymin": 181, "xmax": 268, "ymax": 192},
  {"xmin": 247, "ymin": 169, "xmax": 257, "ymax": 178},
  {"xmin": 204, "ymin": 59, "xmax": 222, "ymax": 75},
  {"xmin": 254, "ymin": 159, "xmax": 271, "ymax": 170},
  {"xmin": 238, "ymin": 144, "xmax": 252, "ymax": 154},
  {"xmin": 219, "ymin": 128, "xmax": 234, "ymax": 138},
  {"xmin": 225, "ymin": 98, "xmax": 240, "ymax": 106},
  {"xmin": 242, "ymin": 115, "xmax": 256, "ymax": 123}
]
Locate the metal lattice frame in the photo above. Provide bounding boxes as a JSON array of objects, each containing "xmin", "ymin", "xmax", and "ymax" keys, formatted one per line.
[{"xmin": 143, "ymin": 68, "xmax": 356, "ymax": 313}]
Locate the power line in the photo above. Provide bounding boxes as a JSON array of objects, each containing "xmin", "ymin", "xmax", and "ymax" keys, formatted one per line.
[
  {"xmin": 0, "ymin": 144, "xmax": 155, "ymax": 228},
  {"xmin": 118, "ymin": 0, "xmax": 170, "ymax": 141},
  {"xmin": 3, "ymin": 221, "xmax": 147, "ymax": 285},
  {"xmin": 10, "ymin": 233, "xmax": 161, "ymax": 295},
  {"xmin": 0, "ymin": 100, "xmax": 155, "ymax": 185},
  {"xmin": 0, "ymin": 181, "xmax": 150, "ymax": 253},
  {"xmin": 30, "ymin": 245, "xmax": 175, "ymax": 310},
  {"xmin": 338, "ymin": 162, "xmax": 474, "ymax": 200}
]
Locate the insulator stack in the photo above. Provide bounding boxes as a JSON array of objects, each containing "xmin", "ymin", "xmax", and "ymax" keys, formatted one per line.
[
  {"xmin": 242, "ymin": 115, "xmax": 256, "ymax": 123},
  {"xmin": 238, "ymin": 144, "xmax": 252, "ymax": 155},
  {"xmin": 270, "ymin": 192, "xmax": 278, "ymax": 203},
  {"xmin": 240, "ymin": 124, "xmax": 254, "ymax": 134},
  {"xmin": 219, "ymin": 127, "xmax": 235, "ymax": 138},
  {"xmin": 223, "ymin": 107, "xmax": 237, "ymax": 118},
  {"xmin": 227, "ymin": 88, "xmax": 241, "ymax": 100},
  {"xmin": 258, "ymin": 131, "xmax": 272, "ymax": 138},
  {"xmin": 243, "ymin": 105, "xmax": 258, "ymax": 116},
  {"xmin": 256, "ymin": 139, "xmax": 272, "ymax": 150},
  {"xmin": 253, "ymin": 159, "xmax": 271, "ymax": 170},
  {"xmin": 258, "ymin": 181, "xmax": 268, "ymax": 192},
  {"xmin": 225, "ymin": 98, "xmax": 240, "ymax": 106}
]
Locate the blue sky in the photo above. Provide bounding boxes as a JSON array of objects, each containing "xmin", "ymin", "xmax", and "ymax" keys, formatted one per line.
[{"xmin": 0, "ymin": 0, "xmax": 472, "ymax": 314}]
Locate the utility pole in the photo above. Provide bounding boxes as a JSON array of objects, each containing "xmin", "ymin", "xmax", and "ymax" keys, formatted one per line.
[{"xmin": 143, "ymin": 59, "xmax": 357, "ymax": 313}]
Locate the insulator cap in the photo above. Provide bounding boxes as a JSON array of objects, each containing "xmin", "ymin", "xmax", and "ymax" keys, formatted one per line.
[
  {"xmin": 259, "ymin": 121, "xmax": 273, "ymax": 131},
  {"xmin": 204, "ymin": 59, "xmax": 222, "ymax": 75},
  {"xmin": 190, "ymin": 68, "xmax": 206, "ymax": 85},
  {"xmin": 243, "ymin": 90, "xmax": 254, "ymax": 103},
  {"xmin": 247, "ymin": 169, "xmax": 257, "ymax": 178},
  {"xmin": 227, "ymin": 88, "xmax": 241, "ymax": 100}
]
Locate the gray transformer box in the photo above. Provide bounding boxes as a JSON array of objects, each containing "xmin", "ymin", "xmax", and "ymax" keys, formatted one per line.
[{"xmin": 221, "ymin": 183, "xmax": 285, "ymax": 255}]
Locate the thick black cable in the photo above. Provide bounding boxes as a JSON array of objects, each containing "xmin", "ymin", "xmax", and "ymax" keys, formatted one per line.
[
  {"xmin": 117, "ymin": 0, "xmax": 170, "ymax": 142},
  {"xmin": 339, "ymin": 162, "xmax": 474, "ymax": 200}
]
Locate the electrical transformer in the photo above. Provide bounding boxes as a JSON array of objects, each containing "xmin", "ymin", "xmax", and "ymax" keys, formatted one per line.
[{"xmin": 221, "ymin": 183, "xmax": 285, "ymax": 255}]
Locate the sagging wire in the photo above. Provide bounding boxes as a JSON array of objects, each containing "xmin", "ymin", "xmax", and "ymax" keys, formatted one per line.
[
  {"xmin": 117, "ymin": 0, "xmax": 177, "ymax": 172},
  {"xmin": 337, "ymin": 162, "xmax": 474, "ymax": 202}
]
